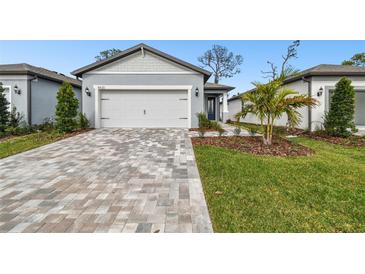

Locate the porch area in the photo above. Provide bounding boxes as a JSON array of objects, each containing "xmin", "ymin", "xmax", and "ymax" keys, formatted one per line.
[{"xmin": 203, "ymin": 82, "xmax": 234, "ymax": 122}]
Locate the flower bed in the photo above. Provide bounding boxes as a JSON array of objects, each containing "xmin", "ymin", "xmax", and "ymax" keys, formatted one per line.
[{"xmin": 192, "ymin": 136, "xmax": 313, "ymax": 156}]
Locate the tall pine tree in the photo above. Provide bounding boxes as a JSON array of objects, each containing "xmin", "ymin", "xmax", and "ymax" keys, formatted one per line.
[
  {"xmin": 324, "ymin": 77, "xmax": 356, "ymax": 137},
  {"xmin": 55, "ymin": 82, "xmax": 79, "ymax": 133},
  {"xmin": 0, "ymin": 83, "xmax": 10, "ymax": 132}
]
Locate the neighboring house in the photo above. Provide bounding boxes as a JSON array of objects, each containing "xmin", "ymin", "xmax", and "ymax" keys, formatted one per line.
[
  {"xmin": 71, "ymin": 43, "xmax": 234, "ymax": 128},
  {"xmin": 226, "ymin": 64, "xmax": 365, "ymax": 131},
  {"xmin": 0, "ymin": 64, "xmax": 81, "ymax": 125}
]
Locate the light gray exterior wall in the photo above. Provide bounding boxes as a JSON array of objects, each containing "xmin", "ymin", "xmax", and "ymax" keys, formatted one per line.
[
  {"xmin": 228, "ymin": 75, "xmax": 365, "ymax": 131},
  {"xmin": 0, "ymin": 75, "xmax": 30, "ymax": 123},
  {"xmin": 81, "ymin": 73, "xmax": 205, "ymax": 128},
  {"xmin": 31, "ymin": 78, "xmax": 81, "ymax": 125},
  {"xmin": 0, "ymin": 75, "xmax": 81, "ymax": 125}
]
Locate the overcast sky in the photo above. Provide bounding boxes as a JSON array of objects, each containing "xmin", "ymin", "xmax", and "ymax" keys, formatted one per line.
[{"xmin": 1, "ymin": 40, "xmax": 364, "ymax": 97}]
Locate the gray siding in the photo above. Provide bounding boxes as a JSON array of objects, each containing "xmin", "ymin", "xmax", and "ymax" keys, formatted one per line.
[
  {"xmin": 31, "ymin": 78, "xmax": 81, "ymax": 125},
  {"xmin": 0, "ymin": 75, "xmax": 30, "ymax": 123},
  {"xmin": 82, "ymin": 73, "xmax": 204, "ymax": 128}
]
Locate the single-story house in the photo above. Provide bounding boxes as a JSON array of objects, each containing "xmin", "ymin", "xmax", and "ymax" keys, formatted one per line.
[
  {"xmin": 71, "ymin": 43, "xmax": 234, "ymax": 128},
  {"xmin": 0, "ymin": 63, "xmax": 82, "ymax": 125},
  {"xmin": 225, "ymin": 64, "xmax": 365, "ymax": 131}
]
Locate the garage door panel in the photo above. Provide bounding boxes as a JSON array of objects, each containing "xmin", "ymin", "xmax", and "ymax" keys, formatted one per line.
[{"xmin": 100, "ymin": 90, "xmax": 188, "ymax": 128}]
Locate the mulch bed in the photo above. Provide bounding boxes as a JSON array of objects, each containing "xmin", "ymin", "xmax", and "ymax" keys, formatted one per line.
[
  {"xmin": 192, "ymin": 136, "xmax": 313, "ymax": 156},
  {"xmin": 301, "ymin": 132, "xmax": 365, "ymax": 147}
]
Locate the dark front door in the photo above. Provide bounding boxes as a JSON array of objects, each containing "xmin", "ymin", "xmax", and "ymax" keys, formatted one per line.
[{"xmin": 207, "ymin": 97, "xmax": 216, "ymax": 120}]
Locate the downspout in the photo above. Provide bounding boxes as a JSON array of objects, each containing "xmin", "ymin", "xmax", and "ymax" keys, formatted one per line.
[
  {"xmin": 302, "ymin": 77, "xmax": 312, "ymax": 131},
  {"xmin": 28, "ymin": 75, "xmax": 38, "ymax": 125}
]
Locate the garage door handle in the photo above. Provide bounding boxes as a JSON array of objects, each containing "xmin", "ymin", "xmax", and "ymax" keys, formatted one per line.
[
  {"xmin": 144, "ymin": 110, "xmax": 146, "ymax": 115},
  {"xmin": 179, "ymin": 117, "xmax": 188, "ymax": 119},
  {"xmin": 101, "ymin": 117, "xmax": 110, "ymax": 120}
]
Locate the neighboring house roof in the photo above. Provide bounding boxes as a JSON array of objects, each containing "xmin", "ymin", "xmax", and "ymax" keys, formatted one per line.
[
  {"xmin": 204, "ymin": 82, "xmax": 235, "ymax": 91},
  {"xmin": 228, "ymin": 64, "xmax": 365, "ymax": 102},
  {"xmin": 71, "ymin": 43, "xmax": 212, "ymax": 81},
  {"xmin": 0, "ymin": 63, "xmax": 81, "ymax": 88}
]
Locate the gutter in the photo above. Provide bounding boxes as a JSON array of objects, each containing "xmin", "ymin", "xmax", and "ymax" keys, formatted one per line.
[{"xmin": 302, "ymin": 77, "xmax": 312, "ymax": 131}]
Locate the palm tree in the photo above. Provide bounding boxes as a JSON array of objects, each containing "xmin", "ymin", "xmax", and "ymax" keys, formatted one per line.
[{"xmin": 236, "ymin": 78, "xmax": 317, "ymax": 145}]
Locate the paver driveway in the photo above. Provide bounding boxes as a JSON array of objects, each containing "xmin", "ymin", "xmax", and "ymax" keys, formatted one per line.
[{"xmin": 0, "ymin": 129, "xmax": 212, "ymax": 233}]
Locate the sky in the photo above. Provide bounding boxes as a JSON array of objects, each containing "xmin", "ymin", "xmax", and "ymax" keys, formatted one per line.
[{"xmin": 1, "ymin": 40, "xmax": 365, "ymax": 97}]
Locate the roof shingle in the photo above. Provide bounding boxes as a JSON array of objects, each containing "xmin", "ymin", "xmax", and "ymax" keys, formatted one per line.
[{"xmin": 0, "ymin": 63, "xmax": 81, "ymax": 87}]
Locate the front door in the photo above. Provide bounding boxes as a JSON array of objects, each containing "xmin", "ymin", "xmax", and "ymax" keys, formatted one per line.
[{"xmin": 207, "ymin": 97, "xmax": 216, "ymax": 120}]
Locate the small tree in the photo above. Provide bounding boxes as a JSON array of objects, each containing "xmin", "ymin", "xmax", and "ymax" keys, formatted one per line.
[
  {"xmin": 324, "ymin": 77, "xmax": 356, "ymax": 137},
  {"xmin": 55, "ymin": 82, "xmax": 79, "ymax": 133},
  {"xmin": 0, "ymin": 83, "xmax": 10, "ymax": 133},
  {"xmin": 236, "ymin": 77, "xmax": 317, "ymax": 145}
]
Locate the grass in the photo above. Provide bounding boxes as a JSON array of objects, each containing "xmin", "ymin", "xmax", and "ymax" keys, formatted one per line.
[
  {"xmin": 0, "ymin": 131, "xmax": 66, "ymax": 159},
  {"xmin": 193, "ymin": 137, "xmax": 365, "ymax": 232}
]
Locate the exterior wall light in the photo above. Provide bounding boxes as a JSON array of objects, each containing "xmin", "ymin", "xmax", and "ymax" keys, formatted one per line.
[
  {"xmin": 195, "ymin": 87, "xmax": 199, "ymax": 97},
  {"xmin": 317, "ymin": 86, "xmax": 323, "ymax": 97},
  {"xmin": 14, "ymin": 85, "xmax": 21, "ymax": 95},
  {"xmin": 85, "ymin": 87, "xmax": 91, "ymax": 96}
]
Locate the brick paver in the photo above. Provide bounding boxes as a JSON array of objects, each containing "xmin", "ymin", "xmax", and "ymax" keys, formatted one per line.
[{"xmin": 0, "ymin": 129, "xmax": 212, "ymax": 233}]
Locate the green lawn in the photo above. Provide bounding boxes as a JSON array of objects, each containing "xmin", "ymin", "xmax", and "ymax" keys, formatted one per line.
[
  {"xmin": 193, "ymin": 137, "xmax": 365, "ymax": 232},
  {"xmin": 0, "ymin": 131, "xmax": 65, "ymax": 159}
]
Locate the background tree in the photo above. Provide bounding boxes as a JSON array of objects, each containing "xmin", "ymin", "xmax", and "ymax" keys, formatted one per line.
[
  {"xmin": 262, "ymin": 40, "xmax": 300, "ymax": 80},
  {"xmin": 324, "ymin": 77, "xmax": 356, "ymax": 137},
  {"xmin": 342, "ymin": 53, "xmax": 365, "ymax": 66},
  {"xmin": 55, "ymin": 82, "xmax": 79, "ymax": 133},
  {"xmin": 0, "ymin": 83, "xmax": 10, "ymax": 133},
  {"xmin": 198, "ymin": 45, "xmax": 243, "ymax": 83},
  {"xmin": 95, "ymin": 48, "xmax": 122, "ymax": 61}
]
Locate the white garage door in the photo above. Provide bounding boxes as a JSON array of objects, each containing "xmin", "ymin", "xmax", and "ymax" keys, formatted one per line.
[{"xmin": 100, "ymin": 90, "xmax": 188, "ymax": 128}]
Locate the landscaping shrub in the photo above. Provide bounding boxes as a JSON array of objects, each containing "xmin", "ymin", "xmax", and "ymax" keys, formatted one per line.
[
  {"xmin": 8, "ymin": 106, "xmax": 23, "ymax": 128},
  {"xmin": 0, "ymin": 83, "xmax": 10, "ymax": 133},
  {"xmin": 55, "ymin": 82, "xmax": 79, "ymax": 133},
  {"xmin": 198, "ymin": 128, "xmax": 206, "ymax": 138},
  {"xmin": 218, "ymin": 128, "xmax": 225, "ymax": 136},
  {"xmin": 196, "ymin": 113, "xmax": 224, "ymax": 133},
  {"xmin": 78, "ymin": 112, "xmax": 90, "ymax": 129},
  {"xmin": 324, "ymin": 77, "xmax": 356, "ymax": 137},
  {"xmin": 36, "ymin": 117, "xmax": 54, "ymax": 132},
  {"xmin": 234, "ymin": 126, "xmax": 241, "ymax": 136},
  {"xmin": 197, "ymin": 112, "xmax": 211, "ymax": 129},
  {"xmin": 247, "ymin": 127, "xmax": 257, "ymax": 136}
]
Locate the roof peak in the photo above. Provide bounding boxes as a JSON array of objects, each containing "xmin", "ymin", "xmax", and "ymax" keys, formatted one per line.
[{"xmin": 71, "ymin": 43, "xmax": 212, "ymax": 81}]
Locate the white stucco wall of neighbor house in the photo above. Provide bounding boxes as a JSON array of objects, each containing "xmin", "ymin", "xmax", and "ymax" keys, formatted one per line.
[
  {"xmin": 228, "ymin": 76, "xmax": 365, "ymax": 131},
  {"xmin": 227, "ymin": 79, "xmax": 311, "ymax": 129},
  {"xmin": 311, "ymin": 76, "xmax": 365, "ymax": 130}
]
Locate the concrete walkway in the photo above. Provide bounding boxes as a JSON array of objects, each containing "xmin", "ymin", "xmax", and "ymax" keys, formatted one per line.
[{"xmin": 0, "ymin": 129, "xmax": 212, "ymax": 233}]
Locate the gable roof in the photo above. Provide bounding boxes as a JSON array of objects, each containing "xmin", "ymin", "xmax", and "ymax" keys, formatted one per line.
[
  {"xmin": 204, "ymin": 82, "xmax": 235, "ymax": 91},
  {"xmin": 71, "ymin": 43, "xmax": 212, "ymax": 81},
  {"xmin": 0, "ymin": 63, "xmax": 81, "ymax": 88},
  {"xmin": 228, "ymin": 64, "xmax": 365, "ymax": 102}
]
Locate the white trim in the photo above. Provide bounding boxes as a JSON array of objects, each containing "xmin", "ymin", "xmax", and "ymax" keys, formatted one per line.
[
  {"xmin": 86, "ymin": 71, "xmax": 199, "ymax": 75},
  {"xmin": 93, "ymin": 85, "xmax": 193, "ymax": 129},
  {"xmin": 2, "ymin": 85, "xmax": 12, "ymax": 111},
  {"xmin": 222, "ymin": 92, "xmax": 228, "ymax": 113}
]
